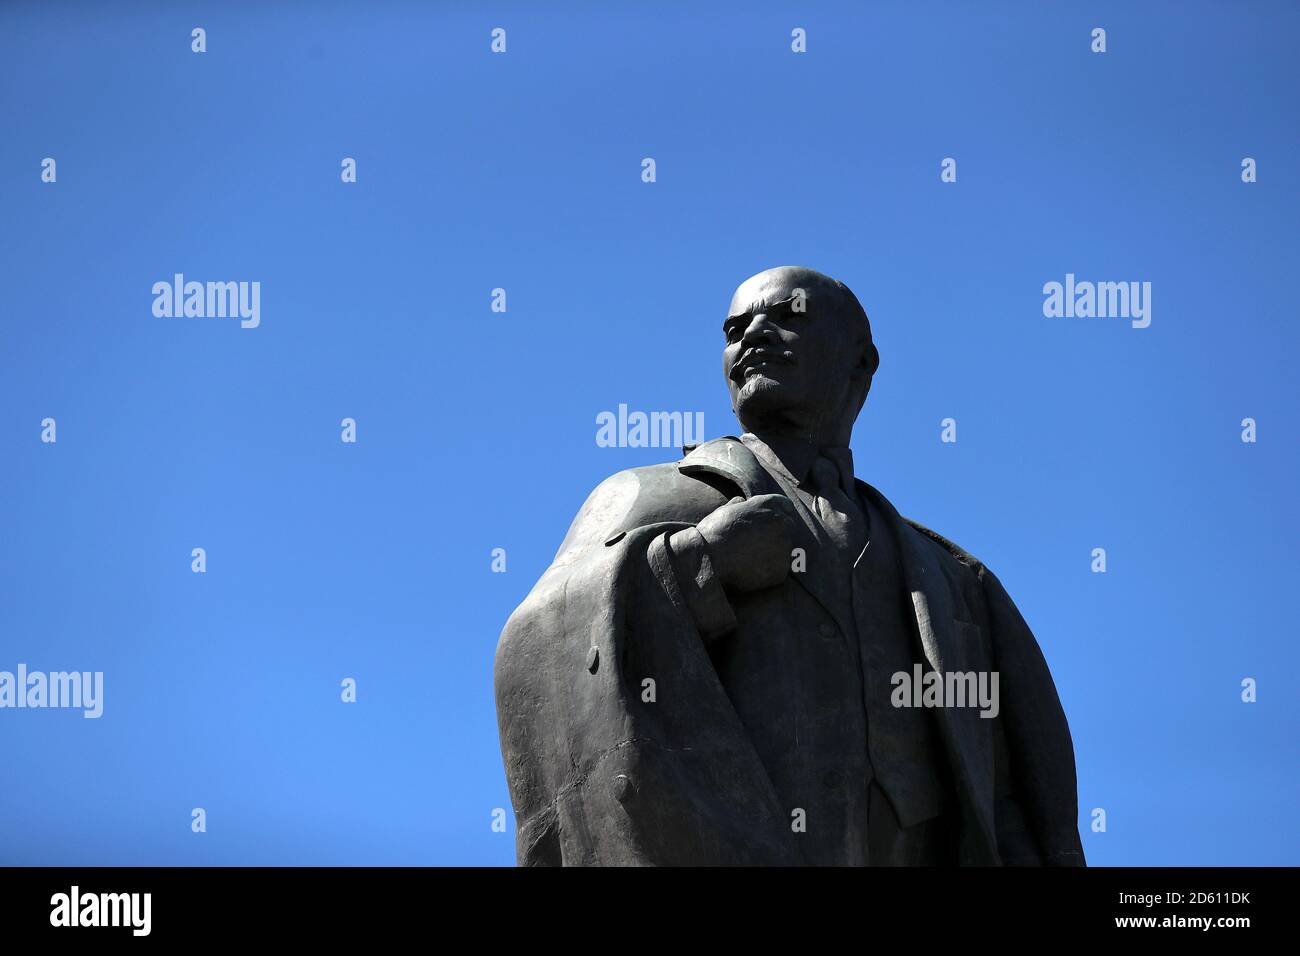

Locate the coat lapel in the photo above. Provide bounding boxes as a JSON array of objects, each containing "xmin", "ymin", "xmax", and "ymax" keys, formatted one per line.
[
  {"xmin": 679, "ymin": 437, "xmax": 854, "ymax": 635},
  {"xmin": 679, "ymin": 436, "xmax": 780, "ymax": 499},
  {"xmin": 759, "ymin": 464, "xmax": 857, "ymax": 638},
  {"xmin": 859, "ymin": 482, "xmax": 956, "ymax": 674}
]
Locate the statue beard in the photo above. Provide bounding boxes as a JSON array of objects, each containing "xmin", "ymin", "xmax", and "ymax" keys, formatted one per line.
[
  {"xmin": 733, "ymin": 370, "xmax": 866, "ymax": 443},
  {"xmin": 734, "ymin": 374, "xmax": 812, "ymax": 435}
]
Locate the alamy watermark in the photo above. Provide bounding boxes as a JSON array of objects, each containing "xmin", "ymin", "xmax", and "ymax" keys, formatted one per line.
[
  {"xmin": 50, "ymin": 886, "xmax": 150, "ymax": 936},
  {"xmin": 152, "ymin": 273, "xmax": 261, "ymax": 328},
  {"xmin": 0, "ymin": 664, "xmax": 103, "ymax": 718},
  {"xmin": 1043, "ymin": 273, "xmax": 1151, "ymax": 328},
  {"xmin": 891, "ymin": 665, "xmax": 999, "ymax": 719},
  {"xmin": 596, "ymin": 404, "xmax": 704, "ymax": 449}
]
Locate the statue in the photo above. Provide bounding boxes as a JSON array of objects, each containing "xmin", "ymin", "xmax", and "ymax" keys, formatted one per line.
[{"xmin": 494, "ymin": 266, "xmax": 1084, "ymax": 866}]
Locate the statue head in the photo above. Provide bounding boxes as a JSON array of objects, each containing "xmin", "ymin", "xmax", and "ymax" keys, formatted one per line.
[{"xmin": 722, "ymin": 266, "xmax": 879, "ymax": 445}]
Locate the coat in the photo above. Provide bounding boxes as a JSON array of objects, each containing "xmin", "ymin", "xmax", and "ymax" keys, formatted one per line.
[{"xmin": 494, "ymin": 436, "xmax": 1085, "ymax": 866}]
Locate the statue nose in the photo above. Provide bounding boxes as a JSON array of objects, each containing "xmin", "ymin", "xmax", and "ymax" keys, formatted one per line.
[{"xmin": 742, "ymin": 320, "xmax": 778, "ymax": 346}]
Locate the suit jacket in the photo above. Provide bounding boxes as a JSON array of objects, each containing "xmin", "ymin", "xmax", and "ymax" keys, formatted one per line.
[{"xmin": 494, "ymin": 436, "xmax": 1085, "ymax": 866}]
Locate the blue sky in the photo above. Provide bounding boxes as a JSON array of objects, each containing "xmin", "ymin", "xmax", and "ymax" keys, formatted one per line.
[{"xmin": 1, "ymin": 1, "xmax": 1296, "ymax": 865}]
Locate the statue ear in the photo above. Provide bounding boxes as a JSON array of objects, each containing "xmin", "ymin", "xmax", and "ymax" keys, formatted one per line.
[{"xmin": 855, "ymin": 341, "xmax": 880, "ymax": 377}]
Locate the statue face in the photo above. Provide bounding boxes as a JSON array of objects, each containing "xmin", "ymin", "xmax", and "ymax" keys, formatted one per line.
[{"xmin": 722, "ymin": 267, "xmax": 868, "ymax": 436}]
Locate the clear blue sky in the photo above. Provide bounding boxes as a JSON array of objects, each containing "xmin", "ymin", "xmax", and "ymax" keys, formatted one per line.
[{"xmin": 1, "ymin": 1, "xmax": 1295, "ymax": 866}]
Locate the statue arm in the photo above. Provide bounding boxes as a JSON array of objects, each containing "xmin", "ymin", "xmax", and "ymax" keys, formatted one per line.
[
  {"xmin": 496, "ymin": 467, "xmax": 792, "ymax": 865},
  {"xmin": 979, "ymin": 566, "xmax": 1086, "ymax": 866},
  {"xmin": 654, "ymin": 527, "xmax": 738, "ymax": 642}
]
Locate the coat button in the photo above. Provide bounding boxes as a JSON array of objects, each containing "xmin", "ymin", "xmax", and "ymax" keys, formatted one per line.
[
  {"xmin": 818, "ymin": 622, "xmax": 836, "ymax": 638},
  {"xmin": 612, "ymin": 773, "xmax": 635, "ymax": 803},
  {"xmin": 586, "ymin": 646, "xmax": 600, "ymax": 673}
]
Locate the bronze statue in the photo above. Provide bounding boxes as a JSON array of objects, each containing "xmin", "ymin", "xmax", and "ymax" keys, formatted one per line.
[{"xmin": 495, "ymin": 266, "xmax": 1084, "ymax": 866}]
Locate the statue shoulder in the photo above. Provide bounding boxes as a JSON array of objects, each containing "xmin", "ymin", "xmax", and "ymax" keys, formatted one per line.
[
  {"xmin": 860, "ymin": 482, "xmax": 988, "ymax": 579},
  {"xmin": 552, "ymin": 453, "xmax": 732, "ymax": 563},
  {"xmin": 897, "ymin": 515, "xmax": 1026, "ymax": 620},
  {"xmin": 901, "ymin": 517, "xmax": 987, "ymax": 575}
]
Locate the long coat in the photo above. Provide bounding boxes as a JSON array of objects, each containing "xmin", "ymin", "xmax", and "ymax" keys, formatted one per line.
[{"xmin": 494, "ymin": 436, "xmax": 1085, "ymax": 866}]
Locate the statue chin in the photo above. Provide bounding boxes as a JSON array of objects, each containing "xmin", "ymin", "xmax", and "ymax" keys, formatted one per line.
[
  {"xmin": 738, "ymin": 371, "xmax": 787, "ymax": 397},
  {"xmin": 734, "ymin": 375, "xmax": 803, "ymax": 428}
]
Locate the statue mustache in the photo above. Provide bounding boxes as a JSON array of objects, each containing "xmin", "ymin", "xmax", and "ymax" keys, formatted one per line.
[{"xmin": 731, "ymin": 345, "xmax": 795, "ymax": 381}]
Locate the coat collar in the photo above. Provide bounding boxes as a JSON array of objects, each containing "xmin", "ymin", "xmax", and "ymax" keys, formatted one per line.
[{"xmin": 739, "ymin": 433, "xmax": 855, "ymax": 494}]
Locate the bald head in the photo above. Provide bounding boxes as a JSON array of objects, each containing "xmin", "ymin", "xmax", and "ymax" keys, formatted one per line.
[
  {"xmin": 731, "ymin": 265, "xmax": 865, "ymax": 328},
  {"xmin": 722, "ymin": 266, "xmax": 879, "ymax": 444}
]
